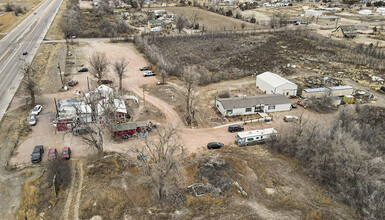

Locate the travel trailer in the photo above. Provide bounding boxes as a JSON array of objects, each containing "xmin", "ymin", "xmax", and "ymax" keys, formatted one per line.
[{"xmin": 235, "ymin": 128, "xmax": 277, "ymax": 146}]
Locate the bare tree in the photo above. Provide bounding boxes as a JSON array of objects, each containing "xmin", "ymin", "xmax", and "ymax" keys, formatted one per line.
[
  {"xmin": 20, "ymin": 64, "xmax": 39, "ymax": 107},
  {"xmin": 135, "ymin": 126, "xmax": 184, "ymax": 205},
  {"xmin": 61, "ymin": 4, "xmax": 81, "ymax": 38},
  {"xmin": 176, "ymin": 16, "xmax": 186, "ymax": 33},
  {"xmin": 181, "ymin": 66, "xmax": 200, "ymax": 126},
  {"xmin": 46, "ymin": 159, "xmax": 72, "ymax": 191},
  {"xmin": 113, "ymin": 58, "xmax": 129, "ymax": 91},
  {"xmin": 88, "ymin": 52, "xmax": 109, "ymax": 85},
  {"xmin": 138, "ymin": 0, "xmax": 145, "ymax": 10}
]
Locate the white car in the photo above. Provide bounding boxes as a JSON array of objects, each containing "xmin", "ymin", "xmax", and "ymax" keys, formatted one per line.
[
  {"xmin": 29, "ymin": 115, "xmax": 37, "ymax": 126},
  {"xmin": 283, "ymin": 115, "xmax": 299, "ymax": 122},
  {"xmin": 31, "ymin": 105, "xmax": 42, "ymax": 115},
  {"xmin": 143, "ymin": 71, "xmax": 156, "ymax": 77}
]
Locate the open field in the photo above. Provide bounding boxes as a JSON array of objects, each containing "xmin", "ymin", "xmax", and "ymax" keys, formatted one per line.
[
  {"xmin": 0, "ymin": 0, "xmax": 42, "ymax": 35},
  {"xmin": 152, "ymin": 6, "xmax": 259, "ymax": 31}
]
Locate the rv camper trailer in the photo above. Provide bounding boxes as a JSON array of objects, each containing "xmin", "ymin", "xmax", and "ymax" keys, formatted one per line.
[{"xmin": 235, "ymin": 128, "xmax": 277, "ymax": 146}]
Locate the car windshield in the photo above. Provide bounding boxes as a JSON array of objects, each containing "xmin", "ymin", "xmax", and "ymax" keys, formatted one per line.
[
  {"xmin": 49, "ymin": 153, "xmax": 56, "ymax": 157},
  {"xmin": 33, "ymin": 107, "xmax": 38, "ymax": 111},
  {"xmin": 63, "ymin": 151, "xmax": 68, "ymax": 155},
  {"xmin": 30, "ymin": 117, "xmax": 35, "ymax": 122},
  {"xmin": 32, "ymin": 152, "xmax": 40, "ymax": 156}
]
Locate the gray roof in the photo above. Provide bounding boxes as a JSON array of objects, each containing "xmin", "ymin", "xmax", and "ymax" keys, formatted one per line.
[
  {"xmin": 217, "ymin": 94, "xmax": 290, "ymax": 110},
  {"xmin": 340, "ymin": 25, "xmax": 357, "ymax": 32}
]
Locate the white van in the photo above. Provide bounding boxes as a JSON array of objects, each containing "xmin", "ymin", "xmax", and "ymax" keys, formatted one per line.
[{"xmin": 235, "ymin": 128, "xmax": 277, "ymax": 146}]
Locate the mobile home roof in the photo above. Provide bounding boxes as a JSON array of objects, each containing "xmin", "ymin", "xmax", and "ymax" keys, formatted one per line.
[
  {"xmin": 237, "ymin": 128, "xmax": 277, "ymax": 139},
  {"xmin": 217, "ymin": 94, "xmax": 290, "ymax": 110}
]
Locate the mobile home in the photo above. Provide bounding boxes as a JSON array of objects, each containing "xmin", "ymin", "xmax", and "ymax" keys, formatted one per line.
[{"xmin": 235, "ymin": 128, "xmax": 277, "ymax": 146}]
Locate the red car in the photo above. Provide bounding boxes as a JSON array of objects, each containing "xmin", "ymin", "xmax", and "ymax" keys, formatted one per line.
[
  {"xmin": 48, "ymin": 148, "xmax": 58, "ymax": 160},
  {"xmin": 68, "ymin": 80, "xmax": 79, "ymax": 87},
  {"xmin": 62, "ymin": 147, "xmax": 71, "ymax": 160},
  {"xmin": 296, "ymin": 101, "xmax": 307, "ymax": 108}
]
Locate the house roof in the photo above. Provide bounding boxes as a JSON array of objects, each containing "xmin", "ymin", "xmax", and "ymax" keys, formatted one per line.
[
  {"xmin": 257, "ymin": 72, "xmax": 297, "ymax": 88},
  {"xmin": 217, "ymin": 94, "xmax": 291, "ymax": 110},
  {"xmin": 340, "ymin": 25, "xmax": 357, "ymax": 32},
  {"xmin": 237, "ymin": 128, "xmax": 277, "ymax": 139}
]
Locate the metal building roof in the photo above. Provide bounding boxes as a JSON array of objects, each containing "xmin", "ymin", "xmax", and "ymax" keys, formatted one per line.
[
  {"xmin": 237, "ymin": 128, "xmax": 277, "ymax": 139},
  {"xmin": 257, "ymin": 72, "xmax": 297, "ymax": 88},
  {"xmin": 217, "ymin": 94, "xmax": 291, "ymax": 110}
]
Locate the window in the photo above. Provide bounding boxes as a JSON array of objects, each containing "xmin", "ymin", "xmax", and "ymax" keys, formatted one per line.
[
  {"xmin": 268, "ymin": 105, "xmax": 276, "ymax": 110},
  {"xmin": 226, "ymin": 110, "xmax": 233, "ymax": 115},
  {"xmin": 256, "ymin": 137, "xmax": 260, "ymax": 139},
  {"xmin": 247, "ymin": 138, "xmax": 254, "ymax": 141},
  {"xmin": 245, "ymin": 107, "xmax": 252, "ymax": 112}
]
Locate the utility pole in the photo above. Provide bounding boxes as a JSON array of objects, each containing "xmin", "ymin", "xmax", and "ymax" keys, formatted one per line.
[
  {"xmin": 87, "ymin": 76, "xmax": 90, "ymax": 91},
  {"xmin": 57, "ymin": 62, "xmax": 63, "ymax": 88},
  {"xmin": 143, "ymin": 86, "xmax": 146, "ymax": 109}
]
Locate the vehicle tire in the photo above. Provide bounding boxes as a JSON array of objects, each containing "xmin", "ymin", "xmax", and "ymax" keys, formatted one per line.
[{"xmin": 122, "ymin": 134, "xmax": 129, "ymax": 139}]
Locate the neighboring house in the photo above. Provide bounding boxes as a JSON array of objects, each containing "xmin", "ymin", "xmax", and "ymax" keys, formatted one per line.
[
  {"xmin": 256, "ymin": 72, "xmax": 298, "ymax": 96},
  {"xmin": 302, "ymin": 85, "xmax": 354, "ymax": 99},
  {"xmin": 55, "ymin": 99, "xmax": 92, "ymax": 131},
  {"xmin": 332, "ymin": 25, "xmax": 358, "ymax": 38},
  {"xmin": 215, "ymin": 94, "xmax": 291, "ymax": 117},
  {"xmin": 147, "ymin": 20, "xmax": 173, "ymax": 31}
]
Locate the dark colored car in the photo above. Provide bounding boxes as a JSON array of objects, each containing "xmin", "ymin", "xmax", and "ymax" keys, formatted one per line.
[
  {"xmin": 62, "ymin": 147, "xmax": 71, "ymax": 160},
  {"xmin": 68, "ymin": 80, "xmax": 79, "ymax": 87},
  {"xmin": 380, "ymin": 86, "xmax": 385, "ymax": 92},
  {"xmin": 101, "ymin": 79, "xmax": 113, "ymax": 84},
  {"xmin": 78, "ymin": 67, "xmax": 88, "ymax": 72},
  {"xmin": 207, "ymin": 142, "xmax": 224, "ymax": 150},
  {"xmin": 139, "ymin": 66, "xmax": 150, "ymax": 71},
  {"xmin": 22, "ymin": 51, "xmax": 28, "ymax": 55},
  {"xmin": 73, "ymin": 127, "xmax": 88, "ymax": 136},
  {"xmin": 48, "ymin": 148, "xmax": 58, "ymax": 160},
  {"xmin": 31, "ymin": 145, "xmax": 44, "ymax": 163},
  {"xmin": 228, "ymin": 125, "xmax": 244, "ymax": 133}
]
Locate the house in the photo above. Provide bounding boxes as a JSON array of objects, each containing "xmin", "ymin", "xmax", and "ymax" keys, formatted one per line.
[
  {"xmin": 215, "ymin": 94, "xmax": 291, "ymax": 116},
  {"xmin": 376, "ymin": 8, "xmax": 385, "ymax": 14},
  {"xmin": 147, "ymin": 20, "xmax": 173, "ymax": 31},
  {"xmin": 97, "ymin": 98, "xmax": 128, "ymax": 124},
  {"xmin": 55, "ymin": 99, "xmax": 92, "ymax": 131},
  {"xmin": 302, "ymin": 85, "xmax": 354, "ymax": 99},
  {"xmin": 256, "ymin": 72, "xmax": 298, "ymax": 96},
  {"xmin": 332, "ymin": 25, "xmax": 358, "ymax": 38}
]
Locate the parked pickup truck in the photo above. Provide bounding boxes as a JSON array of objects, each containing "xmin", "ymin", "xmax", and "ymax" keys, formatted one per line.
[{"xmin": 143, "ymin": 71, "xmax": 156, "ymax": 77}]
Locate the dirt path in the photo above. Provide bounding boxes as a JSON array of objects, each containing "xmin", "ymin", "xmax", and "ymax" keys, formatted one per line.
[{"xmin": 61, "ymin": 161, "xmax": 84, "ymax": 220}]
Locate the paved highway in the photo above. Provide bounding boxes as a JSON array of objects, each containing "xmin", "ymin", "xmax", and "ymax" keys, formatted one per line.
[{"xmin": 0, "ymin": 0, "xmax": 63, "ymax": 121}]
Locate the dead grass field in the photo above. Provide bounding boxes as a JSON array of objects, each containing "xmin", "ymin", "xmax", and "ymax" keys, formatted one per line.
[
  {"xmin": 154, "ymin": 6, "xmax": 258, "ymax": 31},
  {"xmin": 0, "ymin": 0, "xmax": 42, "ymax": 34},
  {"xmin": 73, "ymin": 146, "xmax": 357, "ymax": 219},
  {"xmin": 45, "ymin": 0, "xmax": 67, "ymax": 40}
]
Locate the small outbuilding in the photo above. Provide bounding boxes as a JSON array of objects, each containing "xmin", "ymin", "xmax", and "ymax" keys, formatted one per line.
[
  {"xmin": 332, "ymin": 25, "xmax": 357, "ymax": 38},
  {"xmin": 216, "ymin": 94, "xmax": 291, "ymax": 117},
  {"xmin": 302, "ymin": 86, "xmax": 354, "ymax": 99},
  {"xmin": 358, "ymin": 9, "xmax": 372, "ymax": 15},
  {"xmin": 256, "ymin": 72, "xmax": 298, "ymax": 96}
]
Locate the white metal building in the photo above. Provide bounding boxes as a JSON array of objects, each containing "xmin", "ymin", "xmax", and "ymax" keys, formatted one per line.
[
  {"xmin": 358, "ymin": 9, "xmax": 372, "ymax": 15},
  {"xmin": 216, "ymin": 94, "xmax": 291, "ymax": 116},
  {"xmin": 256, "ymin": 72, "xmax": 298, "ymax": 96},
  {"xmin": 302, "ymin": 85, "xmax": 353, "ymax": 99},
  {"xmin": 305, "ymin": 10, "xmax": 323, "ymax": 17}
]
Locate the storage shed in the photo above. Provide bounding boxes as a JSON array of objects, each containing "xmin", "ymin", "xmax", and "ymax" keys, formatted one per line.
[
  {"xmin": 302, "ymin": 86, "xmax": 354, "ymax": 99},
  {"xmin": 256, "ymin": 72, "xmax": 298, "ymax": 96},
  {"xmin": 216, "ymin": 94, "xmax": 291, "ymax": 117}
]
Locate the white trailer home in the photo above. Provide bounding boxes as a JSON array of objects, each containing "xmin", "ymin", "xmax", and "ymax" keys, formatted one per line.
[
  {"xmin": 305, "ymin": 10, "xmax": 323, "ymax": 17},
  {"xmin": 256, "ymin": 72, "xmax": 298, "ymax": 96},
  {"xmin": 329, "ymin": 86, "xmax": 354, "ymax": 97},
  {"xmin": 216, "ymin": 94, "xmax": 291, "ymax": 117},
  {"xmin": 235, "ymin": 128, "xmax": 277, "ymax": 146}
]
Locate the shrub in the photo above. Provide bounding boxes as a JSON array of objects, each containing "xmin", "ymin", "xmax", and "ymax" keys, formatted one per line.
[
  {"xmin": 4, "ymin": 2, "xmax": 14, "ymax": 12},
  {"xmin": 225, "ymin": 10, "xmax": 233, "ymax": 17}
]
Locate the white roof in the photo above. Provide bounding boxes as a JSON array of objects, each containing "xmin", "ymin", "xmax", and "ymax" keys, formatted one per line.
[
  {"xmin": 257, "ymin": 72, "xmax": 297, "ymax": 88},
  {"xmin": 96, "ymin": 84, "xmax": 114, "ymax": 98},
  {"xmin": 329, "ymin": 85, "xmax": 353, "ymax": 90},
  {"xmin": 237, "ymin": 128, "xmax": 277, "ymax": 139}
]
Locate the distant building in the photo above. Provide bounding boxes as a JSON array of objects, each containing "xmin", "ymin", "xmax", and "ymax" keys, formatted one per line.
[
  {"xmin": 358, "ymin": 9, "xmax": 372, "ymax": 15},
  {"xmin": 215, "ymin": 94, "xmax": 291, "ymax": 116},
  {"xmin": 147, "ymin": 19, "xmax": 173, "ymax": 31},
  {"xmin": 256, "ymin": 72, "xmax": 298, "ymax": 96},
  {"xmin": 332, "ymin": 25, "xmax": 358, "ymax": 38},
  {"xmin": 302, "ymin": 86, "xmax": 354, "ymax": 99},
  {"xmin": 305, "ymin": 10, "xmax": 323, "ymax": 17}
]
